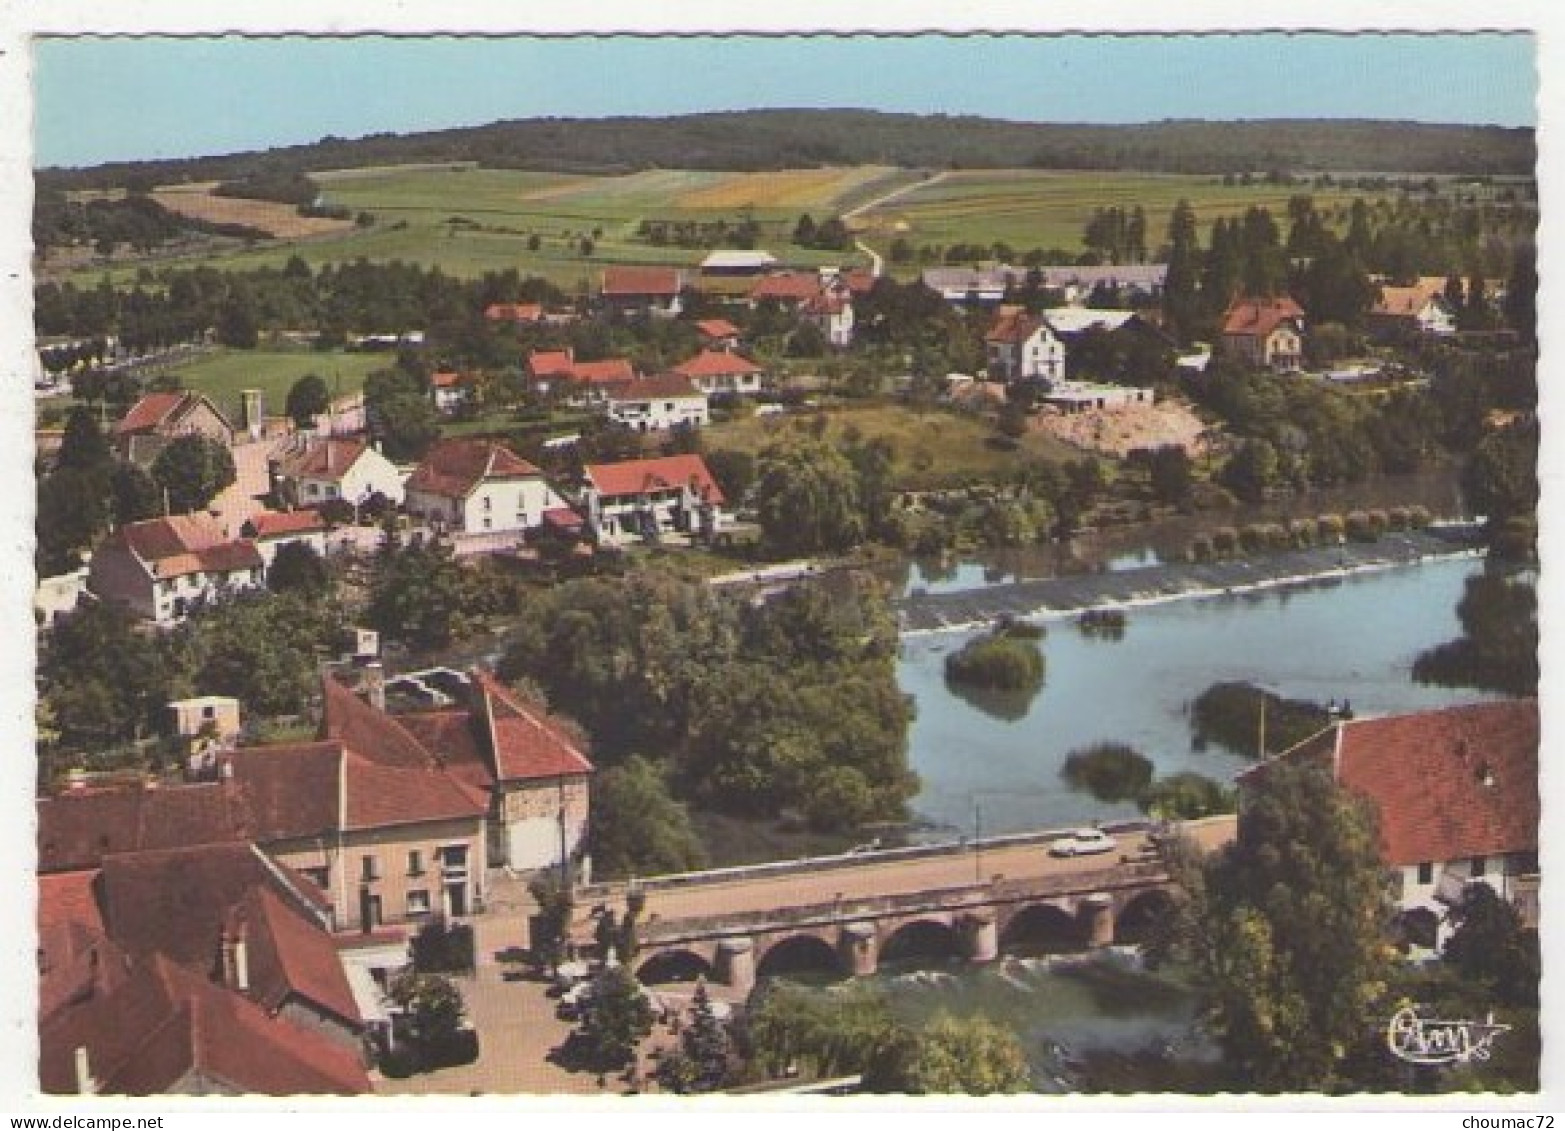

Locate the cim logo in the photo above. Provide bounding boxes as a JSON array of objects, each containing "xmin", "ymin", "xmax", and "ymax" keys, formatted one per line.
[{"xmin": 1386, "ymin": 1004, "xmax": 1511, "ymax": 1066}]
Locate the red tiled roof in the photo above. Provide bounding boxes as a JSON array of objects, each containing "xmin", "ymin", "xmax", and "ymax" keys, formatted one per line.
[
  {"xmin": 244, "ymin": 510, "xmax": 328, "ymax": 539},
  {"xmin": 842, "ymin": 268, "xmax": 878, "ymax": 296},
  {"xmin": 674, "ymin": 350, "xmax": 764, "ymax": 378},
  {"xmin": 396, "ymin": 709, "xmax": 494, "ymax": 800},
  {"xmin": 696, "ymin": 319, "xmax": 742, "ymax": 340},
  {"xmin": 342, "ymin": 751, "xmax": 486, "ymax": 830},
  {"xmin": 602, "ymin": 266, "xmax": 682, "ymax": 297},
  {"xmin": 584, "ymin": 454, "xmax": 725, "ymax": 506},
  {"xmin": 750, "ymin": 272, "xmax": 823, "ymax": 303},
  {"xmin": 405, "ymin": 438, "xmax": 543, "ymax": 499},
  {"xmin": 40, "ymin": 953, "xmax": 370, "ymax": 1095},
  {"xmin": 607, "ymin": 374, "xmax": 704, "ymax": 402},
  {"xmin": 528, "ymin": 349, "xmax": 575, "ymax": 378},
  {"xmin": 322, "ymin": 677, "xmax": 436, "ymax": 771},
  {"xmin": 985, "ymin": 307, "xmax": 1039, "ymax": 345},
  {"xmin": 1221, "ymin": 295, "xmax": 1306, "ymax": 338},
  {"xmin": 472, "ymin": 670, "xmax": 594, "ymax": 782},
  {"xmin": 542, "ymin": 507, "xmax": 585, "ymax": 530},
  {"xmin": 571, "ymin": 358, "xmax": 637, "ymax": 385},
  {"xmin": 485, "ymin": 302, "xmax": 543, "ymax": 323},
  {"xmin": 802, "ymin": 292, "xmax": 850, "ymax": 316},
  {"xmin": 38, "ymin": 783, "xmax": 254, "ymax": 873},
  {"xmin": 99, "ymin": 514, "xmax": 262, "ymax": 579},
  {"xmin": 431, "ymin": 370, "xmax": 467, "ymax": 389},
  {"xmin": 1331, "ymin": 700, "xmax": 1538, "ymax": 867},
  {"xmin": 276, "ymin": 438, "xmax": 368, "ymax": 484},
  {"xmin": 39, "ymin": 923, "xmax": 130, "ymax": 1024},
  {"xmin": 115, "ymin": 393, "xmax": 186, "ymax": 436},
  {"xmin": 239, "ymin": 885, "xmax": 361, "ymax": 1028},
  {"xmin": 1372, "ymin": 283, "xmax": 1449, "ymax": 318},
  {"xmin": 224, "ymin": 742, "xmax": 344, "ymax": 841},
  {"xmin": 40, "ymin": 870, "xmax": 105, "ymax": 937}
]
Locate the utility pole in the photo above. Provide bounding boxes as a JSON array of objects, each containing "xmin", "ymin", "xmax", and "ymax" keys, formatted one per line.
[{"xmin": 974, "ymin": 800, "xmax": 983, "ymax": 884}]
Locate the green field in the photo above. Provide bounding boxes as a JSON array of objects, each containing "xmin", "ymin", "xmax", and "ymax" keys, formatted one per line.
[
  {"xmin": 856, "ymin": 169, "xmax": 1394, "ymax": 260},
  {"xmin": 58, "ymin": 165, "xmax": 918, "ymax": 289},
  {"xmin": 706, "ymin": 401, "xmax": 1082, "ymax": 490},
  {"xmin": 167, "ymin": 349, "xmax": 385, "ymax": 422}
]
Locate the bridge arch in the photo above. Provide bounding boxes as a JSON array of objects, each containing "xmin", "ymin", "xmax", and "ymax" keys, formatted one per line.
[
  {"xmin": 756, "ymin": 932, "xmax": 844, "ymax": 980},
  {"xmin": 636, "ymin": 948, "xmax": 716, "ymax": 986},
  {"xmin": 1001, "ymin": 902, "xmax": 1084, "ymax": 955},
  {"xmin": 878, "ymin": 918, "xmax": 962, "ymax": 966},
  {"xmin": 1114, "ymin": 889, "xmax": 1178, "ymax": 945}
]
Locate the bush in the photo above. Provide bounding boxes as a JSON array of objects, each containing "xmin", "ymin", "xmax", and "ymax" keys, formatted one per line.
[
  {"xmin": 1061, "ymin": 742, "xmax": 1153, "ymax": 802},
  {"xmin": 1388, "ymin": 506, "xmax": 1410, "ymax": 531},
  {"xmin": 1366, "ymin": 509, "xmax": 1390, "ymax": 535},
  {"xmin": 1190, "ymin": 681, "xmax": 1333, "ymax": 758},
  {"xmin": 1138, "ymin": 771, "xmax": 1236, "ymax": 820},
  {"xmin": 1344, "ymin": 510, "xmax": 1377, "ymax": 542},
  {"xmin": 1211, "ymin": 527, "xmax": 1239, "ymax": 555},
  {"xmin": 944, "ymin": 627, "xmax": 1045, "ymax": 692},
  {"xmin": 1407, "ymin": 505, "xmax": 1432, "ymax": 529},
  {"xmin": 1316, "ymin": 513, "xmax": 1345, "ymax": 541},
  {"xmin": 1288, "ymin": 518, "xmax": 1316, "ymax": 547},
  {"xmin": 411, "ymin": 918, "xmax": 476, "ymax": 975},
  {"xmin": 1188, "ymin": 534, "xmax": 1214, "ymax": 562}
]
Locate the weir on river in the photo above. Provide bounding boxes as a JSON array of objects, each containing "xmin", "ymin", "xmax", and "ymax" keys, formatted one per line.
[{"xmin": 894, "ymin": 525, "xmax": 1483, "ymax": 634}]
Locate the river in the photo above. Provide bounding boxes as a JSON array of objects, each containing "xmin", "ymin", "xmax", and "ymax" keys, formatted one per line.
[{"xmin": 896, "ymin": 553, "xmax": 1497, "ymax": 839}]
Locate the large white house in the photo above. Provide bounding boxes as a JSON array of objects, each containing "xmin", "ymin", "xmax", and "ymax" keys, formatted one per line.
[
  {"xmin": 672, "ymin": 350, "xmax": 765, "ymax": 395},
  {"xmin": 579, "ymin": 454, "xmax": 727, "ymax": 547},
  {"xmin": 269, "ymin": 437, "xmax": 406, "ymax": 510},
  {"xmin": 404, "ymin": 439, "xmax": 566, "ymax": 538},
  {"xmin": 984, "ymin": 306, "xmax": 1065, "ymax": 382},
  {"xmin": 86, "ymin": 514, "xmax": 265, "ymax": 626},
  {"xmin": 1242, "ymin": 699, "xmax": 1539, "ymax": 952},
  {"xmin": 604, "ymin": 374, "xmax": 710, "ymax": 432}
]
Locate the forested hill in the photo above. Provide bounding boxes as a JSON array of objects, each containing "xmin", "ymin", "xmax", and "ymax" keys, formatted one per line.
[{"xmin": 42, "ymin": 110, "xmax": 1534, "ymax": 190}]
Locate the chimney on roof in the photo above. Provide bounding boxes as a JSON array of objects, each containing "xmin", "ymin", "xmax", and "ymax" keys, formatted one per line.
[
  {"xmin": 363, "ymin": 661, "xmax": 386, "ymax": 713},
  {"xmin": 234, "ymin": 934, "xmax": 250, "ymax": 993},
  {"xmin": 74, "ymin": 1046, "xmax": 96, "ymax": 1096}
]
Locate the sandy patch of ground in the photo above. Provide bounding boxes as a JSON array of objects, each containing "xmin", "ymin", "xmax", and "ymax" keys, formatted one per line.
[{"xmin": 1033, "ymin": 397, "xmax": 1211, "ymax": 458}]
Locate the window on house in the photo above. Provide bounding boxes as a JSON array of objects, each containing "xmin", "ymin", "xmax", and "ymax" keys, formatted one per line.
[
  {"xmin": 406, "ymin": 890, "xmax": 431, "ymax": 917},
  {"xmin": 483, "ymin": 495, "xmax": 492, "ymax": 510},
  {"xmin": 202, "ymin": 704, "xmax": 216, "ymax": 720},
  {"xmin": 301, "ymin": 865, "xmax": 329, "ymax": 891},
  {"xmin": 1470, "ymin": 855, "xmax": 1487, "ymax": 878},
  {"xmin": 1416, "ymin": 862, "xmax": 1433, "ymax": 885},
  {"xmin": 361, "ymin": 855, "xmax": 380, "ymax": 882},
  {"xmin": 408, "ymin": 850, "xmax": 424, "ymax": 876}
]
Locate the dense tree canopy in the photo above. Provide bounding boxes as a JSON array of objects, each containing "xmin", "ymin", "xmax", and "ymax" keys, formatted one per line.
[
  {"xmin": 150, "ymin": 434, "xmax": 236, "ymax": 515},
  {"xmin": 587, "ymin": 755, "xmax": 707, "ymax": 880},
  {"xmin": 1169, "ymin": 759, "xmax": 1395, "ymax": 1091}
]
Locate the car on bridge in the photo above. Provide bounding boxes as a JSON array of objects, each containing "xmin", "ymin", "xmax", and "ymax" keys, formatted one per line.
[{"xmin": 1048, "ymin": 828, "xmax": 1117, "ymax": 858}]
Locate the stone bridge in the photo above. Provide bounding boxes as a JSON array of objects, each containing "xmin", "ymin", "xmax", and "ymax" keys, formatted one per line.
[{"xmin": 574, "ymin": 819, "xmax": 1229, "ymax": 994}]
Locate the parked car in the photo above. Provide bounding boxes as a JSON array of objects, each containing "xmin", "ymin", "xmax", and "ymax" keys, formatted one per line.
[{"xmin": 1049, "ymin": 828, "xmax": 1117, "ymax": 858}]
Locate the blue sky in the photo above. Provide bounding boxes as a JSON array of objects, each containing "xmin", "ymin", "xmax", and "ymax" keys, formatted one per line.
[{"xmin": 33, "ymin": 32, "xmax": 1537, "ymax": 169}]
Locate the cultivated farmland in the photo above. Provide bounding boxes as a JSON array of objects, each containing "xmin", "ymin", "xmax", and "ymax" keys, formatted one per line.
[
  {"xmin": 852, "ymin": 169, "xmax": 1401, "ymax": 261},
  {"xmin": 152, "ymin": 182, "xmax": 357, "ymax": 239}
]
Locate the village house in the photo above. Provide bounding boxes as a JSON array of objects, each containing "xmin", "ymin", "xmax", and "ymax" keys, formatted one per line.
[
  {"xmin": 1240, "ymin": 699, "xmax": 1539, "ymax": 952},
  {"xmin": 269, "ymin": 436, "xmax": 406, "ymax": 511},
  {"xmin": 525, "ymin": 348, "xmax": 638, "ymax": 402},
  {"xmin": 1042, "ymin": 380, "xmax": 1155, "ymax": 414},
  {"xmin": 672, "ymin": 349, "xmax": 766, "ymax": 396},
  {"xmin": 694, "ymin": 318, "xmax": 743, "ymax": 352},
  {"xmin": 801, "ymin": 287, "xmax": 855, "ymax": 348},
  {"xmin": 114, "ymin": 391, "xmax": 236, "ymax": 467},
  {"xmin": 1219, "ymin": 295, "xmax": 1306, "ymax": 371},
  {"xmin": 1035, "ymin": 264, "xmax": 1168, "ymax": 303},
  {"xmin": 86, "ymin": 514, "xmax": 264, "ymax": 626},
  {"xmin": 984, "ymin": 306, "xmax": 1066, "ymax": 382},
  {"xmin": 1367, "ymin": 279, "xmax": 1458, "ymax": 342},
  {"xmin": 579, "ymin": 453, "xmax": 728, "ymax": 547},
  {"xmin": 36, "ymin": 834, "xmax": 370, "ymax": 1096},
  {"xmin": 430, "ymin": 370, "xmax": 475, "ymax": 415},
  {"xmin": 404, "ymin": 438, "xmax": 566, "ymax": 543},
  {"xmin": 600, "ymin": 265, "xmax": 685, "ymax": 319},
  {"xmin": 603, "ymin": 374, "xmax": 710, "ymax": 432},
  {"xmin": 241, "ymin": 509, "xmax": 329, "ymax": 568}
]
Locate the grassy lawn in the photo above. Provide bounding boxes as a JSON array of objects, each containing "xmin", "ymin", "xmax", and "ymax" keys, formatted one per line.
[
  {"xmin": 705, "ymin": 400, "xmax": 1085, "ymax": 490},
  {"xmin": 166, "ymin": 348, "xmax": 385, "ymax": 421},
  {"xmin": 855, "ymin": 169, "xmax": 1397, "ymax": 256}
]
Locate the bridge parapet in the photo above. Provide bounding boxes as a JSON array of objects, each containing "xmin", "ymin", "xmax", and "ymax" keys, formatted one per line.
[{"xmin": 579, "ymin": 819, "xmax": 1155, "ymax": 904}]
